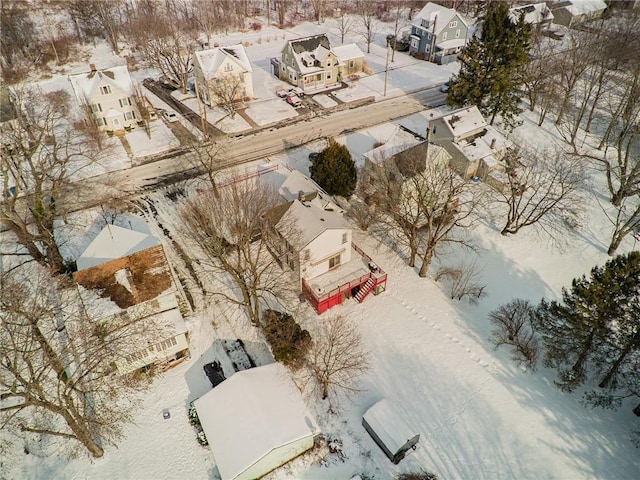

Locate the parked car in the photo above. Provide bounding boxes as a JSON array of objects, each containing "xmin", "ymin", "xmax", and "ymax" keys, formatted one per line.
[
  {"xmin": 308, "ymin": 152, "xmax": 319, "ymax": 162},
  {"xmin": 162, "ymin": 110, "xmax": 179, "ymax": 122},
  {"xmin": 439, "ymin": 81, "xmax": 450, "ymax": 93},
  {"xmin": 287, "ymin": 95, "xmax": 302, "ymax": 107},
  {"xmin": 288, "ymin": 87, "xmax": 305, "ymax": 97},
  {"xmin": 276, "ymin": 86, "xmax": 288, "ymax": 98}
]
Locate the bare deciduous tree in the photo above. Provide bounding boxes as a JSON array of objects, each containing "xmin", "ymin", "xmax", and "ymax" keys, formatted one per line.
[
  {"xmin": 128, "ymin": 12, "xmax": 193, "ymax": 94},
  {"xmin": 207, "ymin": 74, "xmax": 248, "ymax": 120},
  {"xmin": 177, "ymin": 177, "xmax": 294, "ymax": 325},
  {"xmin": 302, "ymin": 315, "xmax": 370, "ymax": 404},
  {"xmin": 0, "ymin": 86, "xmax": 107, "ymax": 274},
  {"xmin": 132, "ymin": 83, "xmax": 152, "ymax": 139},
  {"xmin": 184, "ymin": 139, "xmax": 229, "ymax": 198},
  {"xmin": 0, "ymin": 265, "xmax": 160, "ymax": 458},
  {"xmin": 356, "ymin": 0, "xmax": 378, "ymax": 54},
  {"xmin": 489, "ymin": 299, "xmax": 539, "ymax": 370},
  {"xmin": 370, "ymin": 150, "xmax": 477, "ymax": 277},
  {"xmin": 496, "ymin": 148, "xmax": 585, "ymax": 237},
  {"xmin": 435, "ymin": 259, "xmax": 486, "ymax": 303},
  {"xmin": 333, "ymin": 2, "xmax": 354, "ymax": 44},
  {"xmin": 603, "ymin": 194, "xmax": 640, "ymax": 256}
]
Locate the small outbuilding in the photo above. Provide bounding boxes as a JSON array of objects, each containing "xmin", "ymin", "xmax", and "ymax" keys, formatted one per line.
[
  {"xmin": 362, "ymin": 399, "xmax": 420, "ymax": 464},
  {"xmin": 194, "ymin": 363, "xmax": 318, "ymax": 480}
]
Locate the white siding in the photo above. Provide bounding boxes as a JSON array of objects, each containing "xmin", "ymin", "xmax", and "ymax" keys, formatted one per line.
[{"xmin": 300, "ymin": 228, "xmax": 352, "ymax": 281}]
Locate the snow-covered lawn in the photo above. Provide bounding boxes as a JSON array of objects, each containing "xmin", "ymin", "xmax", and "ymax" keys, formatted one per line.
[
  {"xmin": 245, "ymin": 98, "xmax": 299, "ymax": 126},
  {"xmin": 126, "ymin": 121, "xmax": 180, "ymax": 159}
]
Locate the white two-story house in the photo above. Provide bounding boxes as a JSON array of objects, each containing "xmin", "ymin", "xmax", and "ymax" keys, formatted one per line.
[
  {"xmin": 268, "ymin": 170, "xmax": 387, "ymax": 314},
  {"xmin": 193, "ymin": 44, "xmax": 254, "ymax": 107},
  {"xmin": 69, "ymin": 64, "xmax": 140, "ymax": 132}
]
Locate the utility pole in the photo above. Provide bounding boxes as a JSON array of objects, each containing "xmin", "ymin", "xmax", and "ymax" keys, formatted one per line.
[
  {"xmin": 193, "ymin": 70, "xmax": 209, "ymax": 141},
  {"xmin": 383, "ymin": 43, "xmax": 391, "ymax": 97}
]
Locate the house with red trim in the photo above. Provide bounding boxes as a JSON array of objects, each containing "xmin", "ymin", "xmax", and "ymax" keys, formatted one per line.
[{"xmin": 268, "ymin": 170, "xmax": 386, "ymax": 314}]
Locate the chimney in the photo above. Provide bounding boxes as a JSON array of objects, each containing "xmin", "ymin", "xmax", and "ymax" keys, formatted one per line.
[
  {"xmin": 89, "ymin": 63, "xmax": 96, "ymax": 72},
  {"xmin": 490, "ymin": 138, "xmax": 496, "ymax": 149}
]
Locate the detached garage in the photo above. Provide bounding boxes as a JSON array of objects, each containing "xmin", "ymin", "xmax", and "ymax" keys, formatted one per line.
[
  {"xmin": 194, "ymin": 363, "xmax": 318, "ymax": 480},
  {"xmin": 362, "ymin": 399, "xmax": 420, "ymax": 464}
]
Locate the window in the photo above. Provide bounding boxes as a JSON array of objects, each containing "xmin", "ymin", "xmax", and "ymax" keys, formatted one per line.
[
  {"xmin": 442, "ymin": 32, "xmax": 448, "ymax": 41},
  {"xmin": 124, "ymin": 111, "xmax": 136, "ymax": 120},
  {"xmin": 449, "ymin": 21, "xmax": 458, "ymax": 28},
  {"xmin": 456, "ymin": 29, "xmax": 461, "ymax": 38},
  {"xmin": 349, "ymin": 59, "xmax": 355, "ymax": 69},
  {"xmin": 411, "ymin": 38, "xmax": 419, "ymax": 49},
  {"xmin": 113, "ymin": 118, "xmax": 120, "ymax": 126},
  {"xmin": 327, "ymin": 71, "xmax": 331, "ymax": 79},
  {"xmin": 225, "ymin": 63, "xmax": 233, "ymax": 72},
  {"xmin": 96, "ymin": 117, "xmax": 105, "ymax": 126},
  {"xmin": 100, "ymin": 85, "xmax": 111, "ymax": 95},
  {"xmin": 329, "ymin": 254, "xmax": 341, "ymax": 269},
  {"xmin": 342, "ymin": 232, "xmax": 347, "ymax": 244},
  {"xmin": 91, "ymin": 103, "xmax": 102, "ymax": 113},
  {"xmin": 303, "ymin": 249, "xmax": 310, "ymax": 261},
  {"xmin": 119, "ymin": 97, "xmax": 131, "ymax": 107}
]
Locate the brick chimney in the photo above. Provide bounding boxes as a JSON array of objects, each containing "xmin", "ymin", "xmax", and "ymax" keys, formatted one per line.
[
  {"xmin": 89, "ymin": 63, "xmax": 96, "ymax": 72},
  {"xmin": 490, "ymin": 138, "xmax": 496, "ymax": 149}
]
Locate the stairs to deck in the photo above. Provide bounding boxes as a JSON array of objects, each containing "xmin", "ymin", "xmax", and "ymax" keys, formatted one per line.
[{"xmin": 354, "ymin": 277, "xmax": 376, "ymax": 303}]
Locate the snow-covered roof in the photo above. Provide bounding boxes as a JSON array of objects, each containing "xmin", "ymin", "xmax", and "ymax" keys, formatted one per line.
[
  {"xmin": 276, "ymin": 199, "xmax": 351, "ymax": 249},
  {"xmin": 363, "ymin": 126, "xmax": 421, "ymax": 165},
  {"xmin": 363, "ymin": 399, "xmax": 419, "ymax": 455},
  {"xmin": 412, "ymin": 2, "xmax": 468, "ymax": 34},
  {"xmin": 68, "ymin": 65, "xmax": 135, "ymax": 101},
  {"xmin": 440, "ymin": 106, "xmax": 487, "ymax": 139},
  {"xmin": 194, "ymin": 363, "xmax": 317, "ymax": 480},
  {"xmin": 452, "ymin": 124, "xmax": 513, "ymax": 165},
  {"xmin": 509, "ymin": 3, "xmax": 554, "ymax": 25},
  {"xmin": 284, "ymin": 34, "xmax": 334, "ymax": 75},
  {"xmin": 76, "ymin": 223, "xmax": 160, "ymax": 271},
  {"xmin": 436, "ymin": 38, "xmax": 467, "ymax": 50},
  {"xmin": 333, "ymin": 44, "xmax": 365, "ymax": 63},
  {"xmin": 557, "ymin": 0, "xmax": 607, "ymax": 16},
  {"xmin": 194, "ymin": 44, "xmax": 252, "ymax": 80}
]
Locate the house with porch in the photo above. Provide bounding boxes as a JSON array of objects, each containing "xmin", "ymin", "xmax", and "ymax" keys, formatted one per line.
[
  {"xmin": 428, "ymin": 106, "xmax": 513, "ymax": 190},
  {"xmin": 274, "ymin": 34, "xmax": 364, "ymax": 92},
  {"xmin": 409, "ymin": 2, "xmax": 469, "ymax": 64},
  {"xmin": 73, "ymin": 216, "xmax": 189, "ymax": 374},
  {"xmin": 267, "ymin": 170, "xmax": 387, "ymax": 314},
  {"xmin": 193, "ymin": 44, "xmax": 253, "ymax": 107},
  {"xmin": 69, "ymin": 64, "xmax": 140, "ymax": 132}
]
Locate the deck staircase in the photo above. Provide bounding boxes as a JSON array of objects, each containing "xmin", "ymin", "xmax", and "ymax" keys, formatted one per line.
[{"xmin": 354, "ymin": 277, "xmax": 376, "ymax": 303}]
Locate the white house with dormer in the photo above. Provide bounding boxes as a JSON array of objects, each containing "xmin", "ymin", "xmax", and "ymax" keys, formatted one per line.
[
  {"xmin": 267, "ymin": 170, "xmax": 387, "ymax": 314},
  {"xmin": 193, "ymin": 44, "xmax": 253, "ymax": 106},
  {"xmin": 68, "ymin": 64, "xmax": 140, "ymax": 132}
]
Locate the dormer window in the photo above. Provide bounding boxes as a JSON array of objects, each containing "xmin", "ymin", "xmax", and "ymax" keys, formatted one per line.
[
  {"xmin": 100, "ymin": 85, "xmax": 111, "ymax": 95},
  {"xmin": 225, "ymin": 63, "xmax": 233, "ymax": 72}
]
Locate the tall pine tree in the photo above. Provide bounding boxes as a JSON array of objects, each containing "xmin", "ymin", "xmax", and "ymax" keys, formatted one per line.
[
  {"xmin": 310, "ymin": 137, "xmax": 357, "ymax": 198},
  {"xmin": 447, "ymin": 2, "xmax": 531, "ymax": 127},
  {"xmin": 534, "ymin": 252, "xmax": 640, "ymax": 400}
]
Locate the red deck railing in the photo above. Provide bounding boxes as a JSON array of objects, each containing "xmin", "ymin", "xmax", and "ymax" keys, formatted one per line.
[{"xmin": 301, "ymin": 243, "xmax": 387, "ymax": 314}]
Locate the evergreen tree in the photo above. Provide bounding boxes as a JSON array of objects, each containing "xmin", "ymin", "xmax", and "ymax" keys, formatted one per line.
[
  {"xmin": 534, "ymin": 252, "xmax": 640, "ymax": 397},
  {"xmin": 447, "ymin": 2, "xmax": 531, "ymax": 127},
  {"xmin": 310, "ymin": 137, "xmax": 357, "ymax": 197}
]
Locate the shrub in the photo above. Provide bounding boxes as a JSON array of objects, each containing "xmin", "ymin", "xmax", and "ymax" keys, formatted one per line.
[
  {"xmin": 310, "ymin": 137, "xmax": 357, "ymax": 198},
  {"xmin": 250, "ymin": 21, "xmax": 262, "ymax": 31},
  {"xmin": 262, "ymin": 309, "xmax": 311, "ymax": 369},
  {"xmin": 489, "ymin": 299, "xmax": 539, "ymax": 370},
  {"xmin": 397, "ymin": 472, "xmax": 440, "ymax": 480}
]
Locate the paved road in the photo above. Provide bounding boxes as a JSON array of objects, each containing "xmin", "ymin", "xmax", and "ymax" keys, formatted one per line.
[{"xmin": 73, "ymin": 87, "xmax": 447, "ymax": 207}]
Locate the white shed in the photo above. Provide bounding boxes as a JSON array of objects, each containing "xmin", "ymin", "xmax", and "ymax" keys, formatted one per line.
[
  {"xmin": 362, "ymin": 399, "xmax": 420, "ymax": 464},
  {"xmin": 194, "ymin": 363, "xmax": 318, "ymax": 480}
]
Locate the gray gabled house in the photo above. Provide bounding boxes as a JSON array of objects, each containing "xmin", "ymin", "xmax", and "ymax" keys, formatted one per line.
[{"xmin": 409, "ymin": 2, "xmax": 469, "ymax": 64}]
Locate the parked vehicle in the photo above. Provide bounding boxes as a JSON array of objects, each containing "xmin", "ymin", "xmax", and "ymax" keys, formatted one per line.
[
  {"xmin": 308, "ymin": 152, "xmax": 319, "ymax": 162},
  {"xmin": 276, "ymin": 86, "xmax": 288, "ymax": 98},
  {"xmin": 439, "ymin": 81, "xmax": 450, "ymax": 93},
  {"xmin": 287, "ymin": 95, "xmax": 302, "ymax": 107},
  {"xmin": 287, "ymin": 87, "xmax": 305, "ymax": 97},
  {"xmin": 162, "ymin": 110, "xmax": 179, "ymax": 122}
]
